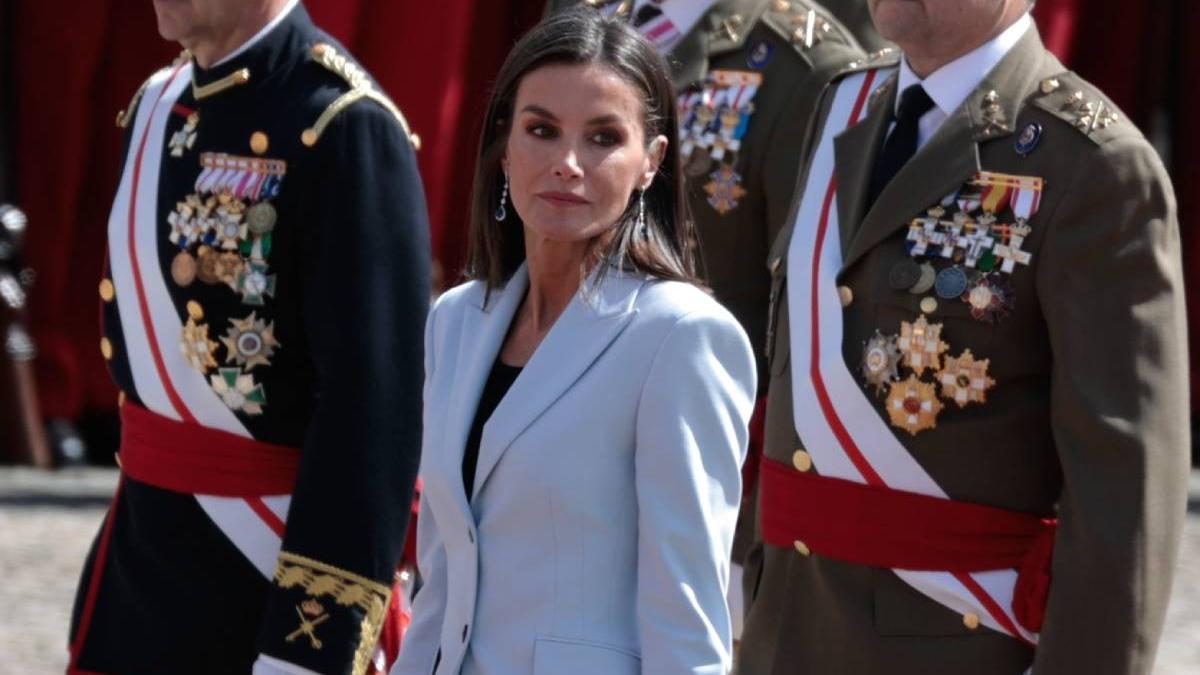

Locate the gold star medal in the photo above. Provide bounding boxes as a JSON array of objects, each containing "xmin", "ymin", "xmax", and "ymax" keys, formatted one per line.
[
  {"xmin": 221, "ymin": 312, "xmax": 281, "ymax": 370},
  {"xmin": 938, "ymin": 349, "xmax": 995, "ymax": 408},
  {"xmin": 886, "ymin": 375, "xmax": 944, "ymax": 436},
  {"xmin": 179, "ymin": 317, "xmax": 218, "ymax": 372},
  {"xmin": 897, "ymin": 315, "xmax": 948, "ymax": 375},
  {"xmin": 861, "ymin": 331, "xmax": 901, "ymax": 395}
]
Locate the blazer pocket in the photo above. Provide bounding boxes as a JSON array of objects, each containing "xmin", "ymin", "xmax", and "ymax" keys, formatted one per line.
[
  {"xmin": 872, "ymin": 568, "xmax": 981, "ymax": 637},
  {"xmin": 533, "ymin": 636, "xmax": 641, "ymax": 675}
]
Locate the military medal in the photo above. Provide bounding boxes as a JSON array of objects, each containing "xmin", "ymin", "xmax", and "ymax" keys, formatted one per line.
[
  {"xmin": 171, "ymin": 251, "xmax": 197, "ymax": 287},
  {"xmin": 222, "ymin": 312, "xmax": 281, "ymax": 370},
  {"xmin": 179, "ymin": 317, "xmax": 218, "ymax": 372},
  {"xmin": 963, "ymin": 276, "xmax": 1014, "ymax": 323},
  {"xmin": 888, "ymin": 258, "xmax": 922, "ymax": 291},
  {"xmin": 246, "ymin": 202, "xmax": 277, "ymax": 235},
  {"xmin": 217, "ymin": 252, "xmax": 244, "ymax": 289},
  {"xmin": 169, "ymin": 111, "xmax": 199, "ymax": 158},
  {"xmin": 211, "ymin": 367, "xmax": 267, "ymax": 415},
  {"xmin": 704, "ymin": 165, "xmax": 748, "ymax": 215},
  {"xmin": 195, "ymin": 246, "xmax": 220, "ymax": 284},
  {"xmin": 909, "ymin": 262, "xmax": 936, "ymax": 295},
  {"xmin": 897, "ymin": 315, "xmax": 947, "ymax": 375},
  {"xmin": 236, "ymin": 260, "xmax": 277, "ymax": 305},
  {"xmin": 934, "ymin": 266, "xmax": 969, "ymax": 299},
  {"xmin": 938, "ymin": 349, "xmax": 995, "ymax": 408},
  {"xmin": 886, "ymin": 375, "xmax": 944, "ymax": 436},
  {"xmin": 861, "ymin": 331, "xmax": 901, "ymax": 395}
]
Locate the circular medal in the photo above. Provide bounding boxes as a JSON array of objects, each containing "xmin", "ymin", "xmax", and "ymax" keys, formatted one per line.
[
  {"xmin": 196, "ymin": 246, "xmax": 220, "ymax": 284},
  {"xmin": 888, "ymin": 258, "xmax": 922, "ymax": 291},
  {"xmin": 171, "ymin": 250, "xmax": 197, "ymax": 287},
  {"xmin": 909, "ymin": 263, "xmax": 936, "ymax": 295},
  {"xmin": 967, "ymin": 283, "xmax": 994, "ymax": 310},
  {"xmin": 246, "ymin": 202, "xmax": 277, "ymax": 235},
  {"xmin": 934, "ymin": 266, "xmax": 968, "ymax": 299}
]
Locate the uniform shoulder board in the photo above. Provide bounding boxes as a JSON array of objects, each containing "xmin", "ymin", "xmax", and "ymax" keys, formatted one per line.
[
  {"xmin": 843, "ymin": 46, "xmax": 900, "ymax": 73},
  {"xmin": 1028, "ymin": 71, "xmax": 1125, "ymax": 145},
  {"xmin": 761, "ymin": 0, "xmax": 856, "ymax": 57},
  {"xmin": 303, "ymin": 43, "xmax": 420, "ymax": 151},
  {"xmin": 116, "ymin": 49, "xmax": 191, "ymax": 129}
]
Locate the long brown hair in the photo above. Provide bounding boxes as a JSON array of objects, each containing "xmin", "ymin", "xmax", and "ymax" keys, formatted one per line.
[{"xmin": 465, "ymin": 7, "xmax": 696, "ymax": 294}]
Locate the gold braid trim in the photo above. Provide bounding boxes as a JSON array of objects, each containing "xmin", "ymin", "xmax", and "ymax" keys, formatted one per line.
[
  {"xmin": 116, "ymin": 76, "xmax": 151, "ymax": 128},
  {"xmin": 302, "ymin": 43, "xmax": 420, "ymax": 150},
  {"xmin": 274, "ymin": 551, "xmax": 393, "ymax": 675}
]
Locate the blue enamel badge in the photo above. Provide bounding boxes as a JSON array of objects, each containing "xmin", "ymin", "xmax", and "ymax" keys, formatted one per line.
[
  {"xmin": 1015, "ymin": 122, "xmax": 1042, "ymax": 156},
  {"xmin": 747, "ymin": 40, "xmax": 775, "ymax": 69}
]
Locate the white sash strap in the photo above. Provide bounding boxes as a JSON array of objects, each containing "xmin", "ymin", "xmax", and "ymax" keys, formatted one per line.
[{"xmin": 784, "ymin": 69, "xmax": 1037, "ymax": 646}]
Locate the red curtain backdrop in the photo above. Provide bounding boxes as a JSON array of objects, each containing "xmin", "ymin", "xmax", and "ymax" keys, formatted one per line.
[
  {"xmin": 8, "ymin": 0, "xmax": 1197, "ymax": 422},
  {"xmin": 11, "ymin": 0, "xmax": 541, "ymax": 421}
]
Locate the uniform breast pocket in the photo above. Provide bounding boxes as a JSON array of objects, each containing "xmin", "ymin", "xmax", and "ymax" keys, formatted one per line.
[{"xmin": 533, "ymin": 636, "xmax": 641, "ymax": 675}]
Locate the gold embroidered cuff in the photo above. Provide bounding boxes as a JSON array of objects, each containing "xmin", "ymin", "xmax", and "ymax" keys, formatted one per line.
[{"xmin": 274, "ymin": 551, "xmax": 392, "ymax": 675}]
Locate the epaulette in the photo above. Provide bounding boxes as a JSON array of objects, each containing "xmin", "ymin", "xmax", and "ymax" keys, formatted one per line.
[
  {"xmin": 1028, "ymin": 71, "xmax": 1123, "ymax": 145},
  {"xmin": 116, "ymin": 50, "xmax": 191, "ymax": 129},
  {"xmin": 761, "ymin": 0, "xmax": 852, "ymax": 55},
  {"xmin": 844, "ymin": 46, "xmax": 900, "ymax": 72},
  {"xmin": 303, "ymin": 43, "xmax": 420, "ymax": 151}
]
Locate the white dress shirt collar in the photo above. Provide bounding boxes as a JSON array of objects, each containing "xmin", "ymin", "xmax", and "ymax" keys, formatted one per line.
[{"xmin": 211, "ymin": 0, "xmax": 301, "ymax": 68}]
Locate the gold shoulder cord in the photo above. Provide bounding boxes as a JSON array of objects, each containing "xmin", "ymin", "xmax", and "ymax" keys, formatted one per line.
[
  {"xmin": 116, "ymin": 77, "xmax": 152, "ymax": 128},
  {"xmin": 274, "ymin": 551, "xmax": 393, "ymax": 675},
  {"xmin": 302, "ymin": 43, "xmax": 421, "ymax": 150}
]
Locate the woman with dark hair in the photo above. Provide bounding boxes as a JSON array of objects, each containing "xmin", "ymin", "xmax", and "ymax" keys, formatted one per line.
[{"xmin": 392, "ymin": 9, "xmax": 755, "ymax": 675}]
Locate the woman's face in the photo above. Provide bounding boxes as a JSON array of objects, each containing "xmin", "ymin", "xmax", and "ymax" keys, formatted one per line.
[{"xmin": 503, "ymin": 62, "xmax": 667, "ymax": 246}]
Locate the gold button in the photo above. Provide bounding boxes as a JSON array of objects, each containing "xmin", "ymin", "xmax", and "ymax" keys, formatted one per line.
[
  {"xmin": 99, "ymin": 279, "xmax": 115, "ymax": 302},
  {"xmin": 311, "ymin": 43, "xmax": 330, "ymax": 59},
  {"xmin": 838, "ymin": 286, "xmax": 853, "ymax": 307},
  {"xmin": 963, "ymin": 612, "xmax": 980, "ymax": 630},
  {"xmin": 1040, "ymin": 77, "xmax": 1060, "ymax": 94},
  {"xmin": 773, "ymin": 0, "xmax": 790, "ymax": 11},
  {"xmin": 301, "ymin": 128, "xmax": 318, "ymax": 147},
  {"xmin": 919, "ymin": 297, "xmax": 938, "ymax": 314},
  {"xmin": 250, "ymin": 131, "xmax": 269, "ymax": 155},
  {"xmin": 793, "ymin": 540, "xmax": 811, "ymax": 556},
  {"xmin": 100, "ymin": 337, "xmax": 113, "ymax": 360},
  {"xmin": 792, "ymin": 450, "xmax": 813, "ymax": 472},
  {"xmin": 186, "ymin": 301, "xmax": 204, "ymax": 321}
]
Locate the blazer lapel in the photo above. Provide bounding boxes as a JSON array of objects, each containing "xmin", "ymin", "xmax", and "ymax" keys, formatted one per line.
[
  {"xmin": 832, "ymin": 72, "xmax": 896, "ymax": 255},
  {"xmin": 840, "ymin": 26, "xmax": 1054, "ymax": 273},
  {"xmin": 439, "ymin": 266, "xmax": 529, "ymax": 514},
  {"xmin": 471, "ymin": 270, "xmax": 644, "ymax": 499}
]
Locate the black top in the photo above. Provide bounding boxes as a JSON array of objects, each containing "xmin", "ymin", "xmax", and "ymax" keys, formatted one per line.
[{"xmin": 463, "ymin": 359, "xmax": 523, "ymax": 500}]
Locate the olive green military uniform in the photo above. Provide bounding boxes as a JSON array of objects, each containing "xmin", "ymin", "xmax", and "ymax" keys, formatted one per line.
[
  {"xmin": 819, "ymin": 0, "xmax": 889, "ymax": 52},
  {"xmin": 739, "ymin": 23, "xmax": 1188, "ymax": 675}
]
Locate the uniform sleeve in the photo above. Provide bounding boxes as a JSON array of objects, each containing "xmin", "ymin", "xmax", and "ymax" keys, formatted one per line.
[
  {"xmin": 634, "ymin": 310, "xmax": 757, "ymax": 674},
  {"xmin": 390, "ymin": 298, "xmax": 449, "ymax": 675},
  {"xmin": 254, "ymin": 101, "xmax": 431, "ymax": 675},
  {"xmin": 1031, "ymin": 136, "xmax": 1189, "ymax": 674}
]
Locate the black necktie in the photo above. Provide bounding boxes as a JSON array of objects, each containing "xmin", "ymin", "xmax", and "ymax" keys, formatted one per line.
[{"xmin": 867, "ymin": 84, "xmax": 935, "ymax": 208}]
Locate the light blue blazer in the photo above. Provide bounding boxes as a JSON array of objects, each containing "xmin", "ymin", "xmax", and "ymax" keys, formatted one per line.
[{"xmin": 391, "ymin": 264, "xmax": 756, "ymax": 675}]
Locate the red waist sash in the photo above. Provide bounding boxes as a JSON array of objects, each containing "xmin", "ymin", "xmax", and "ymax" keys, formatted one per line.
[
  {"xmin": 119, "ymin": 402, "xmax": 300, "ymax": 497},
  {"xmin": 759, "ymin": 457, "xmax": 1057, "ymax": 632}
]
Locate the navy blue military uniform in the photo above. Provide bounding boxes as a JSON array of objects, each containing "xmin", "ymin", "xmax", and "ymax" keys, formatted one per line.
[{"xmin": 68, "ymin": 4, "xmax": 430, "ymax": 674}]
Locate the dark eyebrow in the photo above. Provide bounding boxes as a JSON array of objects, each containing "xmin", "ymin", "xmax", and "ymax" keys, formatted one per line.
[{"xmin": 519, "ymin": 105, "xmax": 622, "ymax": 126}]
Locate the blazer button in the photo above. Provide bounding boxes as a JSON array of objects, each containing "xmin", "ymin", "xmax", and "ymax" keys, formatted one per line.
[
  {"xmin": 838, "ymin": 285, "xmax": 854, "ymax": 307},
  {"xmin": 793, "ymin": 540, "xmax": 811, "ymax": 556},
  {"xmin": 792, "ymin": 450, "xmax": 813, "ymax": 472}
]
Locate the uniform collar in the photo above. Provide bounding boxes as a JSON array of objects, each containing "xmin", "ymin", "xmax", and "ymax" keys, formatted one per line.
[
  {"xmin": 190, "ymin": 0, "xmax": 309, "ymax": 92},
  {"xmin": 668, "ymin": 0, "xmax": 771, "ymax": 86},
  {"xmin": 896, "ymin": 12, "xmax": 1032, "ymax": 119}
]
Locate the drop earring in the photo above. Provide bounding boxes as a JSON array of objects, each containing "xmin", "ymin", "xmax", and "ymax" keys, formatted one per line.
[
  {"xmin": 495, "ymin": 171, "xmax": 509, "ymax": 222},
  {"xmin": 636, "ymin": 187, "xmax": 647, "ymax": 238}
]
